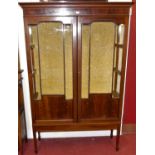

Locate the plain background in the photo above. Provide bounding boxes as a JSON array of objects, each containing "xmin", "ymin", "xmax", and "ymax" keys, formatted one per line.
[{"xmin": 0, "ymin": 0, "xmax": 154, "ymax": 155}]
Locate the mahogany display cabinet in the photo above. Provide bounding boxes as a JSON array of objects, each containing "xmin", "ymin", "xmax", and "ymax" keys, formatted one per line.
[{"xmin": 19, "ymin": 0, "xmax": 133, "ymax": 153}]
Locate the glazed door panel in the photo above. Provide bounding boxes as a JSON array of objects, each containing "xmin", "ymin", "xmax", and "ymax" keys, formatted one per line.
[
  {"xmin": 26, "ymin": 17, "xmax": 77, "ymax": 122},
  {"xmin": 78, "ymin": 17, "xmax": 126, "ymax": 121}
]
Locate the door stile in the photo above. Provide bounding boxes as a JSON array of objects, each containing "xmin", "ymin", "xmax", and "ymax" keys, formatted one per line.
[
  {"xmin": 72, "ymin": 17, "xmax": 78, "ymax": 122},
  {"xmin": 77, "ymin": 17, "xmax": 82, "ymax": 122}
]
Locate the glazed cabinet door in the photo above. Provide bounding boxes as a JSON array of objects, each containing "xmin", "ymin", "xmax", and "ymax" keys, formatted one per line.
[
  {"xmin": 25, "ymin": 17, "xmax": 77, "ymax": 123},
  {"xmin": 78, "ymin": 16, "xmax": 128, "ymax": 122}
]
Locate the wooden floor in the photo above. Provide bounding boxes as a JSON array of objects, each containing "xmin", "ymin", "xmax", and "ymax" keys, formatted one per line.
[{"xmin": 19, "ymin": 134, "xmax": 136, "ymax": 155}]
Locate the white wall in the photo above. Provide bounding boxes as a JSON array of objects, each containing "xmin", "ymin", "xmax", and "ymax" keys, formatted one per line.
[
  {"xmin": 18, "ymin": 0, "xmax": 131, "ymax": 139},
  {"xmin": 18, "ymin": 5, "xmax": 33, "ymax": 138}
]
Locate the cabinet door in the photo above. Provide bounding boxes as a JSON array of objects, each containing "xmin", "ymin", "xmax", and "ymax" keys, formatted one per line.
[
  {"xmin": 78, "ymin": 16, "xmax": 128, "ymax": 122},
  {"xmin": 25, "ymin": 17, "xmax": 77, "ymax": 123}
]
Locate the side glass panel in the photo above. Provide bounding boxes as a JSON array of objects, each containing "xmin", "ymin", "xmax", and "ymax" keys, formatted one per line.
[
  {"xmin": 29, "ymin": 26, "xmax": 41, "ymax": 100},
  {"xmin": 118, "ymin": 48, "xmax": 123, "ymax": 71},
  {"xmin": 112, "ymin": 24, "xmax": 125, "ymax": 97},
  {"xmin": 118, "ymin": 24, "xmax": 125, "ymax": 45},
  {"xmin": 116, "ymin": 74, "xmax": 121, "ymax": 94}
]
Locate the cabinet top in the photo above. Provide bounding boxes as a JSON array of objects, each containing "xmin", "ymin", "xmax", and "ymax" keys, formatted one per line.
[
  {"xmin": 19, "ymin": 1, "xmax": 133, "ymax": 8},
  {"xmin": 19, "ymin": 1, "xmax": 133, "ymax": 16}
]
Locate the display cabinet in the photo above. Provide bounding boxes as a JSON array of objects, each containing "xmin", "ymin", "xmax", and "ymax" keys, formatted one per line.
[{"xmin": 19, "ymin": 0, "xmax": 133, "ymax": 153}]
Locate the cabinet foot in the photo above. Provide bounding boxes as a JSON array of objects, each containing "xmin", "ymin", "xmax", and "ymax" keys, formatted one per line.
[
  {"xmin": 33, "ymin": 131, "xmax": 38, "ymax": 153},
  {"xmin": 38, "ymin": 132, "xmax": 41, "ymax": 141},
  {"xmin": 116, "ymin": 127, "xmax": 120, "ymax": 151}
]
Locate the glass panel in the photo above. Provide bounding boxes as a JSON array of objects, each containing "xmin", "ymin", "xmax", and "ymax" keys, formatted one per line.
[
  {"xmin": 118, "ymin": 24, "xmax": 125, "ymax": 44},
  {"xmin": 81, "ymin": 25, "xmax": 90, "ymax": 98},
  {"xmin": 38, "ymin": 22, "xmax": 64, "ymax": 95},
  {"xmin": 112, "ymin": 24, "xmax": 125, "ymax": 98},
  {"xmin": 64, "ymin": 25, "xmax": 73, "ymax": 99},
  {"xmin": 89, "ymin": 22, "xmax": 115, "ymax": 93},
  {"xmin": 118, "ymin": 48, "xmax": 123, "ymax": 71},
  {"xmin": 115, "ymin": 25, "xmax": 118, "ymax": 44},
  {"xmin": 113, "ymin": 47, "xmax": 117, "ymax": 68},
  {"xmin": 112, "ymin": 71, "xmax": 116, "ymax": 91},
  {"xmin": 29, "ymin": 26, "xmax": 41, "ymax": 100},
  {"xmin": 116, "ymin": 74, "xmax": 121, "ymax": 94}
]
